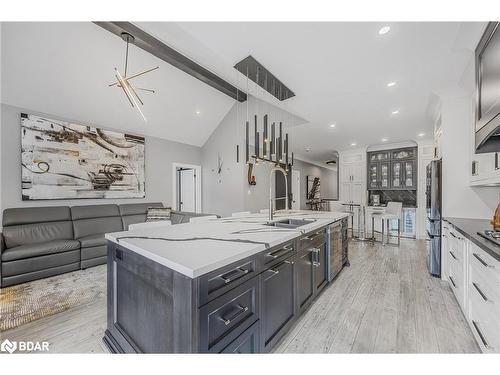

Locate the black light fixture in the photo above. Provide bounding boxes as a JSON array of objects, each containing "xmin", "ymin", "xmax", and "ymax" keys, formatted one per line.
[{"xmin": 236, "ymin": 56, "xmax": 295, "ymax": 169}]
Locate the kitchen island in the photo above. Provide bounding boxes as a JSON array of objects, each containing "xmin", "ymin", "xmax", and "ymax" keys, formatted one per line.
[{"xmin": 103, "ymin": 210, "xmax": 349, "ymax": 353}]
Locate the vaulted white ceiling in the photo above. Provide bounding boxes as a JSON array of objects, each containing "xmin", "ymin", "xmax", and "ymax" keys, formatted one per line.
[
  {"xmin": 139, "ymin": 21, "xmax": 486, "ymax": 160},
  {"xmin": 1, "ymin": 22, "xmax": 235, "ymax": 147},
  {"xmin": 1, "ymin": 22, "xmax": 486, "ymax": 161}
]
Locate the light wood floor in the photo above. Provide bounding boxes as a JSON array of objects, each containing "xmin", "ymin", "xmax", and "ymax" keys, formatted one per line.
[{"xmin": 2, "ymin": 239, "xmax": 479, "ymax": 353}]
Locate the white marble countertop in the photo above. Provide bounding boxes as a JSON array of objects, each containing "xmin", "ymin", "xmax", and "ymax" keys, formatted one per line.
[{"xmin": 105, "ymin": 210, "xmax": 349, "ymax": 278}]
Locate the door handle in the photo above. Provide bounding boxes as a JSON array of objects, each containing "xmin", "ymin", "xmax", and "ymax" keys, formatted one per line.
[
  {"xmin": 472, "ymin": 282, "xmax": 491, "ymax": 303},
  {"xmin": 449, "ymin": 251, "xmax": 457, "ymax": 260},
  {"xmin": 473, "ymin": 253, "xmax": 493, "ymax": 268},
  {"xmin": 219, "ymin": 305, "xmax": 249, "ymax": 326},
  {"xmin": 219, "ymin": 267, "xmax": 249, "ymax": 284},
  {"xmin": 472, "ymin": 321, "xmax": 492, "ymax": 350},
  {"xmin": 449, "ymin": 276, "xmax": 456, "ymax": 288}
]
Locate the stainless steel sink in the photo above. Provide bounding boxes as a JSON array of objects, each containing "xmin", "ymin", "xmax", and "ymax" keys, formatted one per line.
[{"xmin": 264, "ymin": 218, "xmax": 315, "ymax": 229}]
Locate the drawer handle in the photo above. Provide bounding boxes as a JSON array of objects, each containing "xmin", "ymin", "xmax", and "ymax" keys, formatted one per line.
[
  {"xmin": 472, "ymin": 282, "xmax": 490, "ymax": 303},
  {"xmin": 306, "ymin": 232, "xmax": 322, "ymax": 241},
  {"xmin": 473, "ymin": 253, "xmax": 494, "ymax": 268},
  {"xmin": 220, "ymin": 268, "xmax": 249, "ymax": 284},
  {"xmin": 449, "ymin": 251, "xmax": 457, "ymax": 260},
  {"xmin": 449, "ymin": 276, "xmax": 456, "ymax": 288},
  {"xmin": 266, "ymin": 245, "xmax": 294, "ymax": 259},
  {"xmin": 450, "ymin": 232, "xmax": 463, "ymax": 240},
  {"xmin": 267, "ymin": 260, "xmax": 293, "ymax": 276},
  {"xmin": 220, "ymin": 305, "xmax": 249, "ymax": 326},
  {"xmin": 472, "ymin": 320, "xmax": 493, "ymax": 350}
]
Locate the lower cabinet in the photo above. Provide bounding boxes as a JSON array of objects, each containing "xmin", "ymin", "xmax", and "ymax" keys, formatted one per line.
[
  {"xmin": 260, "ymin": 259, "xmax": 295, "ymax": 352},
  {"xmin": 221, "ymin": 321, "xmax": 261, "ymax": 353},
  {"xmin": 314, "ymin": 242, "xmax": 328, "ymax": 293},
  {"xmin": 294, "ymin": 248, "xmax": 315, "ymax": 314}
]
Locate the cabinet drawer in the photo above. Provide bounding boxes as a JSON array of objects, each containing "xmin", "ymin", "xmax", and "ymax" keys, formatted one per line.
[
  {"xmin": 259, "ymin": 240, "xmax": 296, "ymax": 270},
  {"xmin": 469, "ymin": 265, "xmax": 500, "ymax": 316},
  {"xmin": 298, "ymin": 228, "xmax": 325, "ymax": 250},
  {"xmin": 198, "ymin": 256, "xmax": 259, "ymax": 306},
  {"xmin": 469, "ymin": 243, "xmax": 500, "ymax": 286},
  {"xmin": 469, "ymin": 290, "xmax": 500, "ymax": 353},
  {"xmin": 448, "ymin": 229, "xmax": 466, "ymax": 264},
  {"xmin": 448, "ymin": 267, "xmax": 465, "ymax": 310},
  {"xmin": 199, "ymin": 277, "xmax": 259, "ymax": 353},
  {"xmin": 220, "ymin": 321, "xmax": 260, "ymax": 353},
  {"xmin": 260, "ymin": 259, "xmax": 295, "ymax": 352}
]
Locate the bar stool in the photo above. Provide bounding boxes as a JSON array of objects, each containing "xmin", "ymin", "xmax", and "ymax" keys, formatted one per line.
[
  {"xmin": 380, "ymin": 202, "xmax": 402, "ymax": 246},
  {"xmin": 331, "ymin": 201, "xmax": 355, "ymax": 237},
  {"xmin": 231, "ymin": 211, "xmax": 251, "ymax": 217},
  {"xmin": 369, "ymin": 206, "xmax": 385, "ymax": 243}
]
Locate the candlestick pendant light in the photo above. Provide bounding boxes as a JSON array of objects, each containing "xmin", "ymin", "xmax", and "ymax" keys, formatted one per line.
[
  {"xmin": 235, "ymin": 56, "xmax": 295, "ymax": 170},
  {"xmin": 109, "ymin": 32, "xmax": 159, "ymax": 122}
]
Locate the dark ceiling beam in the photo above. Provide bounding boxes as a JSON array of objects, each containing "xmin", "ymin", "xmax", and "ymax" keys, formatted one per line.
[{"xmin": 94, "ymin": 21, "xmax": 247, "ymax": 102}]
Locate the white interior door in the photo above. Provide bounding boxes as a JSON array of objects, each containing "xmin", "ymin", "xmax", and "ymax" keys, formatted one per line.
[
  {"xmin": 179, "ymin": 168, "xmax": 196, "ymax": 212},
  {"xmin": 291, "ymin": 169, "xmax": 301, "ymax": 210}
]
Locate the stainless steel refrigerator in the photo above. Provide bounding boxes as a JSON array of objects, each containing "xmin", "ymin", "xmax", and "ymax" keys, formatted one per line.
[{"xmin": 426, "ymin": 159, "xmax": 442, "ymax": 277}]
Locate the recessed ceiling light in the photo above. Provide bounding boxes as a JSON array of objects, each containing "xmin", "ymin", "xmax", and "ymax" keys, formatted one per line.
[
  {"xmin": 329, "ymin": 124, "xmax": 336, "ymax": 128},
  {"xmin": 381, "ymin": 137, "xmax": 388, "ymax": 142},
  {"xmin": 351, "ymin": 142, "xmax": 357, "ymax": 147},
  {"xmin": 195, "ymin": 110, "xmax": 201, "ymax": 115},
  {"xmin": 391, "ymin": 110, "xmax": 399, "ymax": 115},
  {"xmin": 387, "ymin": 81, "xmax": 396, "ymax": 87},
  {"xmin": 418, "ymin": 132, "xmax": 425, "ymax": 137},
  {"xmin": 379, "ymin": 26, "xmax": 391, "ymax": 35},
  {"xmin": 305, "ymin": 147, "xmax": 311, "ymax": 152}
]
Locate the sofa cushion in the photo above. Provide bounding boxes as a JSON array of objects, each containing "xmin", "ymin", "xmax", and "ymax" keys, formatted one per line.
[
  {"xmin": 1, "ymin": 240, "xmax": 80, "ymax": 262},
  {"xmin": 2, "ymin": 250, "xmax": 80, "ymax": 277},
  {"xmin": 119, "ymin": 202, "xmax": 164, "ymax": 230},
  {"xmin": 71, "ymin": 204, "xmax": 120, "ymax": 220},
  {"xmin": 2, "ymin": 206, "xmax": 71, "ymax": 227},
  {"xmin": 2, "ymin": 221, "xmax": 75, "ymax": 249},
  {"xmin": 71, "ymin": 204, "xmax": 123, "ymax": 239},
  {"xmin": 78, "ymin": 233, "xmax": 106, "ymax": 248},
  {"xmin": 118, "ymin": 202, "xmax": 163, "ymax": 216}
]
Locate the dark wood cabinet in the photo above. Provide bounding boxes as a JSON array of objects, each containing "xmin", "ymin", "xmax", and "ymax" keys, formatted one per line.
[
  {"xmin": 105, "ymin": 222, "xmax": 349, "ymax": 354},
  {"xmin": 221, "ymin": 321, "xmax": 260, "ymax": 353},
  {"xmin": 294, "ymin": 248, "xmax": 315, "ymax": 314},
  {"xmin": 260, "ymin": 259, "xmax": 296, "ymax": 352},
  {"xmin": 314, "ymin": 242, "xmax": 328, "ymax": 293},
  {"xmin": 368, "ymin": 147, "xmax": 417, "ymax": 191}
]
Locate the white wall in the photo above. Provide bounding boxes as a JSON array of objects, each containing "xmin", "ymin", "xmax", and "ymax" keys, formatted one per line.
[
  {"xmin": 201, "ymin": 96, "xmax": 333, "ymax": 217},
  {"xmin": 440, "ymin": 93, "xmax": 499, "ymax": 219},
  {"xmin": 439, "ymin": 52, "xmax": 499, "ymax": 220},
  {"xmin": 0, "ymin": 104, "xmax": 202, "ymax": 226}
]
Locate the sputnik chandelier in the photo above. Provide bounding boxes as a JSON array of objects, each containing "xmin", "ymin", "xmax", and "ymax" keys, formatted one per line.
[{"xmin": 109, "ymin": 32, "xmax": 159, "ymax": 122}]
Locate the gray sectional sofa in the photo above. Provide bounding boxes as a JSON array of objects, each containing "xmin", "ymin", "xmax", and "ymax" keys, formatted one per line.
[{"xmin": 0, "ymin": 202, "xmax": 213, "ymax": 288}]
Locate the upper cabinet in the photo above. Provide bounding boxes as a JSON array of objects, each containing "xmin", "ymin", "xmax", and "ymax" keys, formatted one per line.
[
  {"xmin": 367, "ymin": 147, "xmax": 417, "ymax": 190},
  {"xmin": 469, "ymin": 22, "xmax": 500, "ymax": 186},
  {"xmin": 474, "ymin": 22, "xmax": 500, "ymax": 154}
]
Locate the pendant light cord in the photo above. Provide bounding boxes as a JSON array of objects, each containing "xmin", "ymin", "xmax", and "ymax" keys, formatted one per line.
[{"xmin": 124, "ymin": 36, "xmax": 130, "ymax": 78}]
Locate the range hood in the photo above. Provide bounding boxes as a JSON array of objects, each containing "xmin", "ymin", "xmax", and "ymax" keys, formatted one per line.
[{"xmin": 475, "ymin": 22, "xmax": 500, "ymax": 154}]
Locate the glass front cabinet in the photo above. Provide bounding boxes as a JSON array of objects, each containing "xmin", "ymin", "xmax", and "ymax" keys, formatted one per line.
[{"xmin": 367, "ymin": 147, "xmax": 417, "ymax": 190}]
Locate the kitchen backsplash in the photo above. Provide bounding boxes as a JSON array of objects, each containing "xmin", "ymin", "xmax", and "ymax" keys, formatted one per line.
[{"xmin": 368, "ymin": 189, "xmax": 417, "ymax": 207}]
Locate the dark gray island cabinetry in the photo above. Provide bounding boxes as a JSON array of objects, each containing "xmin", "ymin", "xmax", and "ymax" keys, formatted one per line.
[{"xmin": 103, "ymin": 215, "xmax": 349, "ymax": 353}]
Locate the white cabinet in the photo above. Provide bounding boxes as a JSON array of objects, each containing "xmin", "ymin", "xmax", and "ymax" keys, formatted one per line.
[
  {"xmin": 442, "ymin": 221, "xmax": 500, "ymax": 353},
  {"xmin": 339, "ymin": 150, "xmax": 366, "ymax": 205},
  {"xmin": 470, "ymin": 152, "xmax": 500, "ymax": 186},
  {"xmin": 467, "ymin": 242, "xmax": 500, "ymax": 353}
]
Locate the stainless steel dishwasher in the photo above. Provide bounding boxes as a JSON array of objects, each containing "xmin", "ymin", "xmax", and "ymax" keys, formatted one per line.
[{"xmin": 327, "ymin": 222, "xmax": 343, "ymax": 281}]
